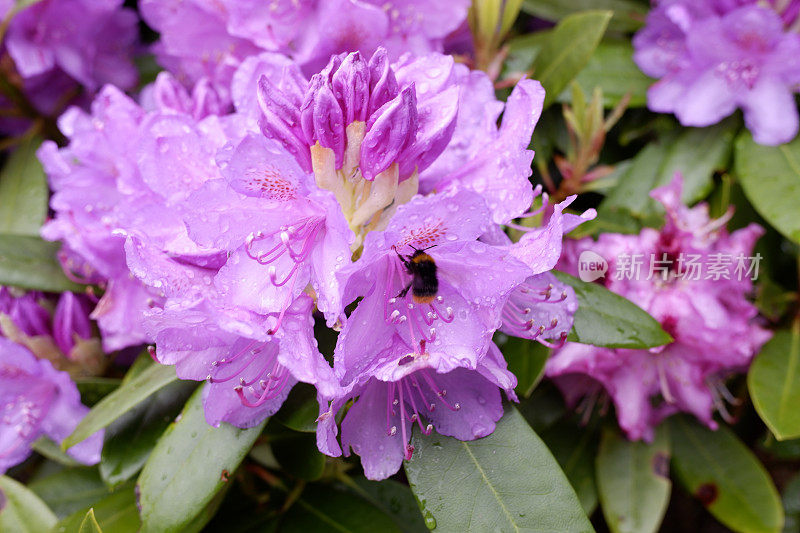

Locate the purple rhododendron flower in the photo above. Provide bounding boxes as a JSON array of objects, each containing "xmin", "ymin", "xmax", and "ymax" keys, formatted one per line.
[
  {"xmin": 139, "ymin": 0, "xmax": 470, "ymax": 105},
  {"xmin": 547, "ymin": 175, "xmax": 772, "ymax": 441},
  {"xmin": 0, "ymin": 337, "xmax": 102, "ymax": 472},
  {"xmin": 39, "ymin": 75, "xmax": 242, "ymax": 352},
  {"xmin": 634, "ymin": 0, "xmax": 800, "ymax": 145},
  {"xmin": 0, "ymin": 0, "xmax": 139, "ymax": 134}
]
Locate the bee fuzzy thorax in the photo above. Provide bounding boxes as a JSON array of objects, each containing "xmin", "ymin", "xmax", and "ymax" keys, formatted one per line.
[{"xmin": 398, "ymin": 248, "xmax": 439, "ymax": 304}]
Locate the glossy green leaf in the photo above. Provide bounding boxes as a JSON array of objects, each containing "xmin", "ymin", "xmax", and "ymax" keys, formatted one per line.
[
  {"xmin": 596, "ymin": 427, "xmax": 671, "ymax": 533},
  {"xmin": 351, "ymin": 478, "xmax": 428, "ymax": 533},
  {"xmin": 273, "ymin": 382, "xmax": 319, "ymax": 433},
  {"xmin": 29, "ymin": 468, "xmax": 109, "ymax": 518},
  {"xmin": 54, "ymin": 485, "xmax": 140, "ymax": 533},
  {"xmin": 268, "ymin": 424, "xmax": 326, "ymax": 481},
  {"xmin": 0, "ymin": 476, "xmax": 58, "ymax": 533},
  {"xmin": 521, "ymin": 0, "xmax": 646, "ymax": 31},
  {"xmin": 541, "ymin": 420, "xmax": 599, "ymax": 514},
  {"xmin": 100, "ymin": 379, "xmax": 197, "ymax": 486},
  {"xmin": 669, "ymin": 416, "xmax": 783, "ymax": 533},
  {"xmin": 559, "ymin": 41, "xmax": 652, "ymax": 108},
  {"xmin": 749, "ymin": 326, "xmax": 800, "ymax": 441},
  {"xmin": 0, "ymin": 135, "xmax": 47, "ymax": 235},
  {"xmin": 404, "ymin": 406, "xmax": 593, "ymax": 532},
  {"xmin": 604, "ymin": 118, "xmax": 738, "ymax": 218},
  {"xmin": 531, "ymin": 10, "xmax": 612, "ymax": 107},
  {"xmin": 79, "ymin": 509, "xmax": 102, "ymax": 533},
  {"xmin": 553, "ymin": 271, "xmax": 672, "ymax": 349},
  {"xmin": 0, "ymin": 234, "xmax": 83, "ymax": 292},
  {"xmin": 735, "ymin": 132, "xmax": 800, "ymax": 244},
  {"xmin": 280, "ymin": 484, "xmax": 401, "ymax": 533},
  {"xmin": 137, "ymin": 386, "xmax": 266, "ymax": 533},
  {"xmin": 63, "ymin": 361, "xmax": 177, "ymax": 449},
  {"xmin": 499, "ymin": 336, "xmax": 550, "ymax": 397}
]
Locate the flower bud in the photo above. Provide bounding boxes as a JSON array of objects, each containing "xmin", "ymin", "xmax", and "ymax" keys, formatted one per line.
[
  {"xmin": 360, "ymin": 86, "xmax": 418, "ymax": 180},
  {"xmin": 331, "ymin": 51, "xmax": 371, "ymax": 125},
  {"xmin": 367, "ymin": 48, "xmax": 399, "ymax": 117},
  {"xmin": 53, "ymin": 292, "xmax": 93, "ymax": 355},
  {"xmin": 257, "ymin": 74, "xmax": 312, "ymax": 170},
  {"xmin": 301, "ymin": 73, "xmax": 346, "ymax": 167},
  {"xmin": 0, "ymin": 287, "xmax": 50, "ymax": 338}
]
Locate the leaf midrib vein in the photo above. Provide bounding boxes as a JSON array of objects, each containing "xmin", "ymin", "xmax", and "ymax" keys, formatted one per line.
[{"xmin": 461, "ymin": 441, "xmax": 520, "ymax": 532}]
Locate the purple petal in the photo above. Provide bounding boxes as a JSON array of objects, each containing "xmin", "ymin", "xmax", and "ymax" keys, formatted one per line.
[
  {"xmin": 331, "ymin": 51, "xmax": 371, "ymax": 124},
  {"xmin": 340, "ymin": 380, "xmax": 405, "ymax": 480},
  {"xmin": 360, "ymin": 86, "xmax": 418, "ymax": 179},
  {"xmin": 741, "ymin": 79, "xmax": 799, "ymax": 145},
  {"xmin": 301, "ymin": 73, "xmax": 346, "ymax": 166}
]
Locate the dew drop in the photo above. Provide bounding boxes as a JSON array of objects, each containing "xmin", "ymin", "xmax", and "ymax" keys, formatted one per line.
[{"xmin": 423, "ymin": 511, "xmax": 437, "ymax": 530}]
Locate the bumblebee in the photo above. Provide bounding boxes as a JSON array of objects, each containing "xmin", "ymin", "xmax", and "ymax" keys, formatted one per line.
[{"xmin": 396, "ymin": 246, "xmax": 438, "ymax": 304}]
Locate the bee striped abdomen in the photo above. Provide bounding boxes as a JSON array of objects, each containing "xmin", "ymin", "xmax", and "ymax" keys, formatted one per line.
[{"xmin": 409, "ymin": 252, "xmax": 438, "ymax": 304}]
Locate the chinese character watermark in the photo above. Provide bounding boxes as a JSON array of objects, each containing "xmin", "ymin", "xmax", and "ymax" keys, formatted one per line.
[{"xmin": 577, "ymin": 251, "xmax": 762, "ymax": 282}]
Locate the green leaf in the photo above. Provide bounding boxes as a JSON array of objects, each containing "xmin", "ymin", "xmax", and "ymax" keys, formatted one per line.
[
  {"xmin": 137, "ymin": 385, "xmax": 267, "ymax": 533},
  {"xmin": 79, "ymin": 509, "xmax": 102, "ymax": 533},
  {"xmin": 518, "ymin": 383, "xmax": 567, "ymax": 433},
  {"xmin": 604, "ymin": 118, "xmax": 738, "ymax": 218},
  {"xmin": 351, "ymin": 478, "xmax": 428, "ymax": 533},
  {"xmin": 404, "ymin": 406, "xmax": 593, "ymax": 532},
  {"xmin": 531, "ymin": 10, "xmax": 612, "ymax": 107},
  {"xmin": 735, "ymin": 132, "xmax": 800, "ymax": 244},
  {"xmin": 273, "ymin": 382, "xmax": 319, "ymax": 433},
  {"xmin": 0, "ymin": 135, "xmax": 47, "ymax": 235},
  {"xmin": 596, "ymin": 427, "xmax": 671, "ymax": 533},
  {"xmin": 761, "ymin": 435, "xmax": 800, "ymax": 461},
  {"xmin": 782, "ymin": 472, "xmax": 800, "ymax": 533},
  {"xmin": 521, "ymin": 0, "xmax": 647, "ymax": 32},
  {"xmin": 668, "ymin": 415, "xmax": 783, "ymax": 533},
  {"xmin": 553, "ymin": 271, "xmax": 672, "ymax": 349},
  {"xmin": 558, "ymin": 41, "xmax": 652, "ymax": 108},
  {"xmin": 280, "ymin": 484, "xmax": 401, "ymax": 533},
  {"xmin": 505, "ymin": 31, "xmax": 551, "ymax": 74},
  {"xmin": 749, "ymin": 325, "xmax": 800, "ymax": 441},
  {"xmin": 31, "ymin": 437, "xmax": 83, "ymax": 467},
  {"xmin": 29, "ymin": 468, "xmax": 109, "ymax": 518},
  {"xmin": 499, "ymin": 336, "xmax": 550, "ymax": 397},
  {"xmin": 541, "ymin": 420, "xmax": 600, "ymax": 515},
  {"xmin": 100, "ymin": 379, "xmax": 197, "ymax": 487},
  {"xmin": 0, "ymin": 234, "xmax": 83, "ymax": 292},
  {"xmin": 0, "ymin": 475, "xmax": 58, "ymax": 533},
  {"xmin": 268, "ymin": 424, "xmax": 326, "ymax": 481},
  {"xmin": 63, "ymin": 361, "xmax": 177, "ymax": 450},
  {"xmin": 54, "ymin": 484, "xmax": 140, "ymax": 533},
  {"xmin": 75, "ymin": 378, "xmax": 122, "ymax": 407}
]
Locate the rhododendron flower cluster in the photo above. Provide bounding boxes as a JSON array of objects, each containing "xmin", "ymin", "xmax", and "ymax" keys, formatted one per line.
[
  {"xmin": 40, "ymin": 46, "xmax": 594, "ymax": 479},
  {"xmin": 0, "ymin": 287, "xmax": 103, "ymax": 471},
  {"xmin": 0, "ymin": 0, "xmax": 139, "ymax": 134},
  {"xmin": 3, "ymin": 0, "xmax": 797, "ymax": 529},
  {"xmin": 547, "ymin": 176, "xmax": 772, "ymax": 441},
  {"xmin": 633, "ymin": 0, "xmax": 800, "ymax": 145}
]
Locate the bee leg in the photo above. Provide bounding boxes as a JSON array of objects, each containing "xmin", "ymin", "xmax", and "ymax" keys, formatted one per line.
[{"xmin": 396, "ymin": 283, "xmax": 411, "ymax": 299}]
